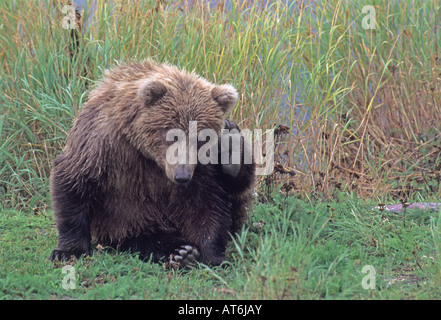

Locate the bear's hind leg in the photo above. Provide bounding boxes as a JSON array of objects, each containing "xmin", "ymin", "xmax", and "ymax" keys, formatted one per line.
[
  {"xmin": 50, "ymin": 165, "xmax": 94, "ymax": 262},
  {"xmin": 50, "ymin": 195, "xmax": 92, "ymax": 262}
]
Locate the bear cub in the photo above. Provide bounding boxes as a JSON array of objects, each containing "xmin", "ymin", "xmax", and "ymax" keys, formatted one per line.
[{"xmin": 49, "ymin": 60, "xmax": 255, "ymax": 268}]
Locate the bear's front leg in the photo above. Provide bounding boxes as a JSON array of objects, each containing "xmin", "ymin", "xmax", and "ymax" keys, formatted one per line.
[
  {"xmin": 49, "ymin": 169, "xmax": 92, "ymax": 262},
  {"xmin": 219, "ymin": 119, "xmax": 255, "ymax": 193},
  {"xmin": 220, "ymin": 119, "xmax": 243, "ymax": 177},
  {"xmin": 162, "ymin": 178, "xmax": 231, "ymax": 269}
]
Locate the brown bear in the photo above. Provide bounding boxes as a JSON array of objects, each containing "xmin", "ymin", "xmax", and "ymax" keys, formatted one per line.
[{"xmin": 49, "ymin": 59, "xmax": 255, "ymax": 268}]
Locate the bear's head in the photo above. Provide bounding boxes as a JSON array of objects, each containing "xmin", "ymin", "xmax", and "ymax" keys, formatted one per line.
[{"xmin": 124, "ymin": 65, "xmax": 238, "ymax": 185}]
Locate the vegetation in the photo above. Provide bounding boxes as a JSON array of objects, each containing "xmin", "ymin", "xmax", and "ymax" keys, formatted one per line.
[
  {"xmin": 1, "ymin": 0, "xmax": 441, "ymax": 299},
  {"xmin": 3, "ymin": 194, "xmax": 441, "ymax": 299}
]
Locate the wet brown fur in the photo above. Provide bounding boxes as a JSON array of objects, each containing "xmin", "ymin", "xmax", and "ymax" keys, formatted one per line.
[{"xmin": 50, "ymin": 60, "xmax": 255, "ymax": 265}]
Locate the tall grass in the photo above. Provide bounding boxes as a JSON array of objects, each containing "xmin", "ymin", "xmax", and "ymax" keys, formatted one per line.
[
  {"xmin": 0, "ymin": 0, "xmax": 440, "ymax": 210},
  {"xmin": 295, "ymin": 0, "xmax": 441, "ymax": 199}
]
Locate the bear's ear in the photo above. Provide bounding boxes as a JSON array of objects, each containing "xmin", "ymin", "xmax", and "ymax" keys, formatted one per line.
[
  {"xmin": 211, "ymin": 84, "xmax": 239, "ymax": 113},
  {"xmin": 138, "ymin": 79, "xmax": 167, "ymax": 106}
]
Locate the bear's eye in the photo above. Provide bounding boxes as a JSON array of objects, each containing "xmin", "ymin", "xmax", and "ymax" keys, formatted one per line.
[
  {"xmin": 164, "ymin": 135, "xmax": 180, "ymax": 147},
  {"xmin": 164, "ymin": 135, "xmax": 178, "ymax": 144}
]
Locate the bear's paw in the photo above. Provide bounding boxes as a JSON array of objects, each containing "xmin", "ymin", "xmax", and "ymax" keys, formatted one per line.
[{"xmin": 166, "ymin": 245, "xmax": 200, "ymax": 269}]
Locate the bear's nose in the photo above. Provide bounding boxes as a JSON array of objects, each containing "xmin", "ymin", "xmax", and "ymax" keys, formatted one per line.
[{"xmin": 174, "ymin": 164, "xmax": 193, "ymax": 184}]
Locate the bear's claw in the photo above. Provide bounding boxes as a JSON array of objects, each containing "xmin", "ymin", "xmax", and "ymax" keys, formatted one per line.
[
  {"xmin": 167, "ymin": 245, "xmax": 200, "ymax": 269},
  {"xmin": 49, "ymin": 248, "xmax": 90, "ymax": 263},
  {"xmin": 224, "ymin": 119, "xmax": 239, "ymax": 131}
]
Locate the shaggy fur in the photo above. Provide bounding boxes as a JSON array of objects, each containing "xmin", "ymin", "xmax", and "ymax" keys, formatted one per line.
[{"xmin": 49, "ymin": 60, "xmax": 255, "ymax": 266}]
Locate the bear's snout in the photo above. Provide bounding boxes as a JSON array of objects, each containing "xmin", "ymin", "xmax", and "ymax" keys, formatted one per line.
[{"xmin": 173, "ymin": 164, "xmax": 194, "ymax": 184}]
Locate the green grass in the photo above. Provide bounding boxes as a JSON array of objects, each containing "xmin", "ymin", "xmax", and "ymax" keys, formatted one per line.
[{"xmin": 2, "ymin": 194, "xmax": 441, "ymax": 299}]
